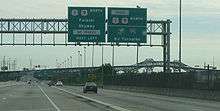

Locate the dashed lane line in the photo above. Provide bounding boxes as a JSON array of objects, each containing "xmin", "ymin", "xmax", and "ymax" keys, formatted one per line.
[{"xmin": 38, "ymin": 85, "xmax": 61, "ymax": 111}]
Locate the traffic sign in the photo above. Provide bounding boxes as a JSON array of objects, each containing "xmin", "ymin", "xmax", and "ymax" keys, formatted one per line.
[
  {"xmin": 68, "ymin": 7, "xmax": 105, "ymax": 42},
  {"xmin": 108, "ymin": 8, "xmax": 147, "ymax": 43}
]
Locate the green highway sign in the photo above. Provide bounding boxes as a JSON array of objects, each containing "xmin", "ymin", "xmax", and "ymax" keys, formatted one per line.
[
  {"xmin": 108, "ymin": 8, "xmax": 147, "ymax": 43},
  {"xmin": 68, "ymin": 7, "xmax": 105, "ymax": 42}
]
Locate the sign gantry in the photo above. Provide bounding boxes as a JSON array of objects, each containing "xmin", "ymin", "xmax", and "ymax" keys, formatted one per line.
[{"xmin": 0, "ymin": 6, "xmax": 171, "ymax": 73}]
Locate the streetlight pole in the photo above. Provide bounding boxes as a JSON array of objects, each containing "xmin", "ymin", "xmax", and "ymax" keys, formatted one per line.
[
  {"xmin": 14, "ymin": 58, "xmax": 17, "ymax": 71},
  {"xmin": 80, "ymin": 53, "xmax": 82, "ymax": 67},
  {"xmin": 56, "ymin": 58, "xmax": 58, "ymax": 68},
  {"xmin": 136, "ymin": 44, "xmax": 139, "ymax": 73},
  {"xmin": 8, "ymin": 58, "xmax": 10, "ymax": 71},
  {"xmin": 3, "ymin": 56, "xmax": 6, "ymax": 70},
  {"xmin": 72, "ymin": 51, "xmax": 75, "ymax": 67},
  {"xmin": 78, "ymin": 51, "xmax": 80, "ymax": 67},
  {"xmin": 68, "ymin": 58, "xmax": 70, "ymax": 68},
  {"xmin": 179, "ymin": 0, "xmax": 182, "ymax": 72},
  {"xmin": 101, "ymin": 46, "xmax": 104, "ymax": 88},
  {"xmin": 84, "ymin": 46, "xmax": 86, "ymax": 67},
  {"xmin": 112, "ymin": 45, "xmax": 115, "ymax": 85},
  {"xmin": 112, "ymin": 45, "xmax": 114, "ymax": 68},
  {"xmin": 70, "ymin": 56, "xmax": 73, "ymax": 68},
  {"xmin": 92, "ymin": 44, "xmax": 94, "ymax": 67}
]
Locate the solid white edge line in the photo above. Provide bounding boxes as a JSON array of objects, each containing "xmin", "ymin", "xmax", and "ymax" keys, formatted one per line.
[
  {"xmin": 38, "ymin": 85, "xmax": 61, "ymax": 111},
  {"xmin": 54, "ymin": 86, "xmax": 131, "ymax": 111}
]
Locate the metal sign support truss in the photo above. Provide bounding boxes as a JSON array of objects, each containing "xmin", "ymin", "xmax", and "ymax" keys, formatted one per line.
[{"xmin": 0, "ymin": 18, "xmax": 171, "ymax": 73}]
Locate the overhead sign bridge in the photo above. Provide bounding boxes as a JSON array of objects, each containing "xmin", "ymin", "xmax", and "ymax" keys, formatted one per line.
[{"xmin": 0, "ymin": 7, "xmax": 171, "ymax": 72}]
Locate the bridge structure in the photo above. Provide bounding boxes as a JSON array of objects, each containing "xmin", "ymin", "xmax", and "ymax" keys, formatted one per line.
[
  {"xmin": 0, "ymin": 18, "xmax": 171, "ymax": 73},
  {"xmin": 114, "ymin": 59, "xmax": 212, "ymax": 73},
  {"xmin": 1, "ymin": 58, "xmax": 218, "ymax": 79},
  {"xmin": 33, "ymin": 58, "xmax": 212, "ymax": 76}
]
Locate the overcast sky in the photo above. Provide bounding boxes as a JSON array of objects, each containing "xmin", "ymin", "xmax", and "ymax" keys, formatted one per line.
[{"xmin": 0, "ymin": 0, "xmax": 219, "ymax": 70}]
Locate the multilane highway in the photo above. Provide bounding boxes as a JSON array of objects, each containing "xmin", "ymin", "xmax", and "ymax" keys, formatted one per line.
[{"xmin": 0, "ymin": 81, "xmax": 220, "ymax": 111}]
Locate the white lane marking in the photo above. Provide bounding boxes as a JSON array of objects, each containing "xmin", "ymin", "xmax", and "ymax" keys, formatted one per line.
[
  {"xmin": 54, "ymin": 87, "xmax": 131, "ymax": 111},
  {"xmin": 38, "ymin": 85, "xmax": 61, "ymax": 111},
  {"xmin": 0, "ymin": 84, "xmax": 19, "ymax": 88},
  {"xmin": 192, "ymin": 109, "xmax": 204, "ymax": 111}
]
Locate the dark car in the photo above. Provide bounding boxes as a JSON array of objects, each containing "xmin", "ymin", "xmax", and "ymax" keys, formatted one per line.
[
  {"xmin": 48, "ymin": 81, "xmax": 56, "ymax": 86},
  {"xmin": 27, "ymin": 81, "xmax": 31, "ymax": 85},
  {"xmin": 83, "ymin": 82, "xmax": 97, "ymax": 93}
]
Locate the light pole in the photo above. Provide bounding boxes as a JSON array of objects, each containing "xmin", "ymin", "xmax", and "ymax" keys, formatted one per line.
[
  {"xmin": 8, "ymin": 58, "xmax": 11, "ymax": 71},
  {"xmin": 14, "ymin": 59, "xmax": 16, "ymax": 71},
  {"xmin": 112, "ymin": 45, "xmax": 115, "ymax": 85},
  {"xmin": 84, "ymin": 46, "xmax": 86, "ymax": 67},
  {"xmin": 101, "ymin": 46, "xmax": 104, "ymax": 88},
  {"xmin": 92, "ymin": 45, "xmax": 94, "ymax": 67},
  {"xmin": 70, "ymin": 56, "xmax": 73, "ymax": 68},
  {"xmin": 78, "ymin": 51, "xmax": 80, "ymax": 67},
  {"xmin": 29, "ymin": 57, "xmax": 32, "ymax": 70},
  {"xmin": 136, "ymin": 44, "xmax": 139, "ymax": 73},
  {"xmin": 69, "ymin": 57, "xmax": 71, "ymax": 68},
  {"xmin": 72, "ymin": 51, "xmax": 74, "ymax": 67},
  {"xmin": 179, "ymin": 0, "xmax": 182, "ymax": 72},
  {"xmin": 56, "ymin": 58, "xmax": 58, "ymax": 68},
  {"xmin": 80, "ymin": 53, "xmax": 82, "ymax": 67}
]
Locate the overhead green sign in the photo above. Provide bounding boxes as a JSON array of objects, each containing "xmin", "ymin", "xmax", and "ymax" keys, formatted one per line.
[
  {"xmin": 108, "ymin": 8, "xmax": 147, "ymax": 43},
  {"xmin": 68, "ymin": 7, "xmax": 105, "ymax": 42}
]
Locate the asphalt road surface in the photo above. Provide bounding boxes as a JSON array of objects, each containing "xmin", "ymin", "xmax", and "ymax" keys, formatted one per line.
[
  {"xmin": 61, "ymin": 86, "xmax": 220, "ymax": 111},
  {"xmin": 0, "ymin": 82, "xmax": 220, "ymax": 111},
  {"xmin": 0, "ymin": 82, "xmax": 114, "ymax": 111}
]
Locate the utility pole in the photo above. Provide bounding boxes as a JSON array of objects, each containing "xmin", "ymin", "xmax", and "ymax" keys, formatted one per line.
[{"xmin": 179, "ymin": 0, "xmax": 182, "ymax": 72}]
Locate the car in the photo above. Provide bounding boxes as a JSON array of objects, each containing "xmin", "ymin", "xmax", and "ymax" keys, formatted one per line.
[
  {"xmin": 48, "ymin": 81, "xmax": 56, "ymax": 86},
  {"xmin": 27, "ymin": 81, "xmax": 31, "ymax": 85},
  {"xmin": 55, "ymin": 81, "xmax": 63, "ymax": 86},
  {"xmin": 83, "ymin": 82, "xmax": 97, "ymax": 93}
]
